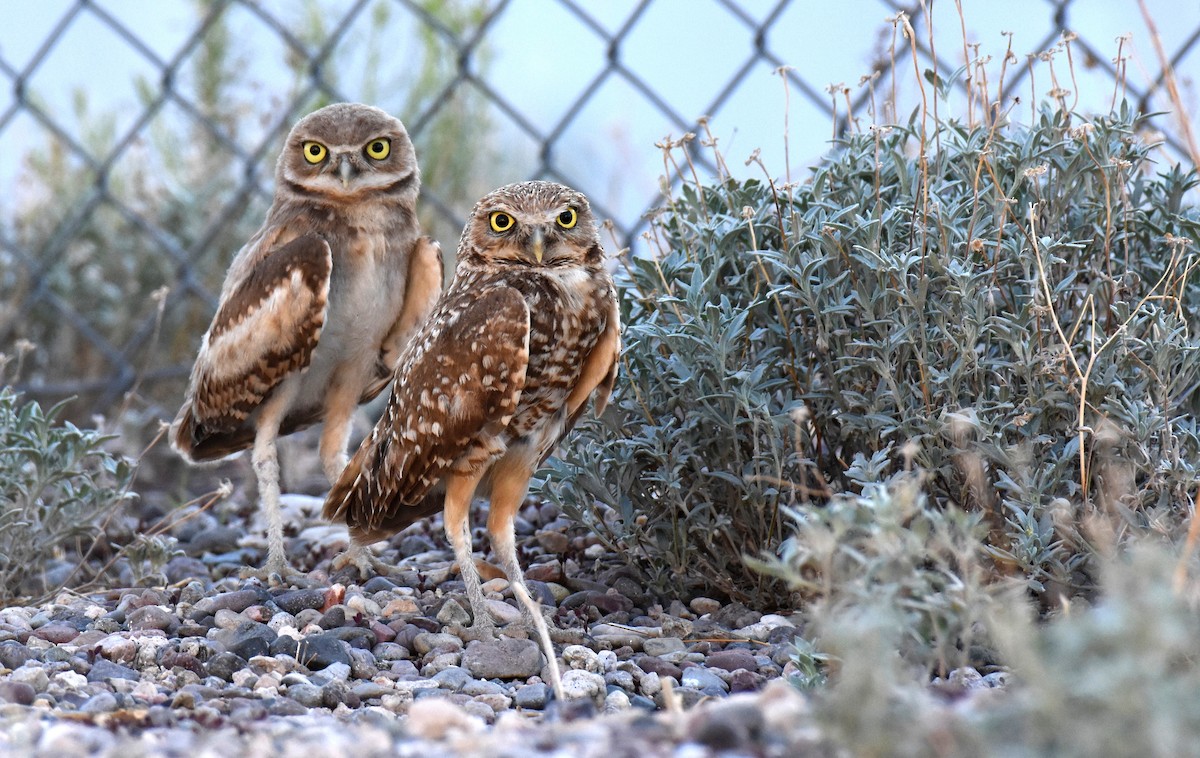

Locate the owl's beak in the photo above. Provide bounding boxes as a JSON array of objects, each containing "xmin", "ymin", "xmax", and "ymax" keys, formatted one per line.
[
  {"xmin": 338, "ymin": 156, "xmax": 353, "ymax": 189},
  {"xmin": 530, "ymin": 227, "xmax": 545, "ymax": 264}
]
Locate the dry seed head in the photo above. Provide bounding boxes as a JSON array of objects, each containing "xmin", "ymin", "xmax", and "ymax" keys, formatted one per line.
[{"xmin": 1070, "ymin": 123, "xmax": 1095, "ymax": 139}]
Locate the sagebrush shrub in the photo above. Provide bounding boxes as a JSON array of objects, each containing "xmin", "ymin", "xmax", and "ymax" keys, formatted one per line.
[
  {"xmin": 0, "ymin": 388, "xmax": 136, "ymax": 601},
  {"xmin": 543, "ymin": 104, "xmax": 1200, "ymax": 607}
]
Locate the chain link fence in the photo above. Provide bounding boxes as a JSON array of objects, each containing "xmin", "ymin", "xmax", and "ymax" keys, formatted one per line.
[{"xmin": 2, "ymin": 0, "xmax": 1198, "ymax": 424}]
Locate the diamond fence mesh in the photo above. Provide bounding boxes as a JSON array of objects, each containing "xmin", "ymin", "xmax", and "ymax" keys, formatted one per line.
[{"xmin": 2, "ymin": 0, "xmax": 1199, "ymax": 427}]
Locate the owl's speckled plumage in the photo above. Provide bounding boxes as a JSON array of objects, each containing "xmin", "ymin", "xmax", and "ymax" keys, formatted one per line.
[
  {"xmin": 324, "ymin": 180, "xmax": 620, "ymax": 630},
  {"xmin": 171, "ymin": 102, "xmax": 443, "ymax": 580}
]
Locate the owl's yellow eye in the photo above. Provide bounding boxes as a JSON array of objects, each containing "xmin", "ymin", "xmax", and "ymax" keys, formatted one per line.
[
  {"xmin": 365, "ymin": 138, "xmax": 390, "ymax": 160},
  {"xmin": 489, "ymin": 211, "xmax": 515, "ymax": 233},
  {"xmin": 556, "ymin": 207, "xmax": 578, "ymax": 229},
  {"xmin": 302, "ymin": 141, "xmax": 327, "ymax": 164}
]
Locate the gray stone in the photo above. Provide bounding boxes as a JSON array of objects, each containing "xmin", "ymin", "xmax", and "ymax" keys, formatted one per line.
[
  {"xmin": 562, "ymin": 644, "xmax": 602, "ymax": 672},
  {"xmin": 461, "ymin": 638, "xmax": 542, "ymax": 680},
  {"xmin": 729, "ymin": 669, "xmax": 767, "ymax": 693},
  {"xmin": 0, "ymin": 681, "xmax": 35, "ymax": 705},
  {"xmin": 128, "ymin": 606, "xmax": 178, "ymax": 633},
  {"xmin": 436, "ymin": 599, "xmax": 471, "ymax": 626},
  {"xmin": 212, "ymin": 620, "xmax": 276, "ymax": 660},
  {"xmin": 604, "ymin": 670, "xmax": 636, "ymax": 691},
  {"xmin": 33, "ymin": 622, "xmax": 79, "ymax": 644},
  {"xmin": 311, "ymin": 662, "xmax": 352, "ymax": 684},
  {"xmin": 691, "ymin": 700, "xmax": 765, "ymax": 750},
  {"xmin": 682, "ymin": 666, "xmax": 728, "ymax": 694},
  {"xmin": 186, "ymin": 526, "xmax": 242, "ymax": 556},
  {"xmin": 0, "ymin": 641, "xmax": 32, "ymax": 670},
  {"xmin": 642, "ymin": 637, "xmax": 687, "ymax": 657},
  {"xmin": 706, "ymin": 648, "xmax": 757, "ymax": 673},
  {"xmin": 347, "ymin": 647, "xmax": 378, "ymax": 679},
  {"xmin": 321, "ymin": 679, "xmax": 360, "ymax": 709},
  {"xmin": 87, "ymin": 658, "xmax": 140, "ymax": 683},
  {"xmin": 515, "ymin": 682, "xmax": 550, "ymax": 709},
  {"xmin": 164, "ymin": 556, "xmax": 209, "ymax": 585},
  {"xmin": 295, "ymin": 633, "xmax": 351, "ymax": 670},
  {"xmin": 351, "ymin": 681, "xmax": 391, "ymax": 700},
  {"xmin": 206, "ymin": 651, "xmax": 248, "ymax": 682},
  {"xmin": 432, "ymin": 666, "xmax": 473, "ymax": 691},
  {"xmin": 272, "ymin": 589, "xmax": 326, "ymax": 615},
  {"xmin": 461, "ymin": 679, "xmax": 504, "ymax": 696},
  {"xmin": 79, "ymin": 691, "xmax": 119, "ymax": 713},
  {"xmin": 560, "ymin": 669, "xmax": 605, "ymax": 701},
  {"xmin": 194, "ymin": 589, "xmax": 268, "ymax": 615},
  {"xmin": 318, "ymin": 606, "xmax": 347, "ymax": 629},
  {"xmin": 630, "ymin": 694, "xmax": 657, "ymax": 711},
  {"xmin": 323, "ymin": 626, "xmax": 377, "ymax": 649},
  {"xmin": 535, "ymin": 530, "xmax": 570, "ymax": 554},
  {"xmin": 287, "ymin": 682, "xmax": 324, "ymax": 708},
  {"xmin": 413, "ymin": 632, "xmax": 464, "ymax": 655}
]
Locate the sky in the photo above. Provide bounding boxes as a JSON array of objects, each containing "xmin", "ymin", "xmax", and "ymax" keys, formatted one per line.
[{"xmin": 2, "ymin": 0, "xmax": 1199, "ymax": 243}]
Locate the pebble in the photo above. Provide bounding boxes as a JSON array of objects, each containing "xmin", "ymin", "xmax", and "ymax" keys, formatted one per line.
[
  {"xmin": 432, "ymin": 666, "xmax": 473, "ymax": 691},
  {"xmin": 88, "ymin": 658, "xmax": 140, "ymax": 683},
  {"xmin": 128, "ymin": 606, "xmax": 178, "ymax": 633},
  {"xmin": 461, "ymin": 638, "xmax": 542, "ymax": 680},
  {"xmin": 0, "ymin": 498, "xmax": 861, "ymax": 756},
  {"xmin": 296, "ymin": 633, "xmax": 352, "ymax": 670},
  {"xmin": 560, "ymin": 669, "xmax": 606, "ymax": 702},
  {"xmin": 273, "ymin": 589, "xmax": 326, "ymax": 615},
  {"xmin": 642, "ymin": 637, "xmax": 686, "ymax": 657},
  {"xmin": 682, "ymin": 666, "xmax": 729, "ymax": 695},
  {"xmin": 515, "ymin": 682, "xmax": 550, "ymax": 709},
  {"xmin": 706, "ymin": 648, "xmax": 757, "ymax": 673},
  {"xmin": 0, "ymin": 681, "xmax": 36, "ymax": 705},
  {"xmin": 33, "ymin": 623, "xmax": 79, "ymax": 644}
]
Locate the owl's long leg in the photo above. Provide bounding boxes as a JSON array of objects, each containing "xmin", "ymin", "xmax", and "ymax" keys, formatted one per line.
[
  {"xmin": 444, "ymin": 469, "xmax": 493, "ymax": 632},
  {"xmin": 248, "ymin": 380, "xmax": 302, "ymax": 581},
  {"xmin": 485, "ymin": 451, "xmax": 569, "ymax": 686},
  {"xmin": 485, "ymin": 455, "xmax": 535, "ymax": 609},
  {"xmin": 318, "ymin": 372, "xmax": 360, "ymax": 483}
]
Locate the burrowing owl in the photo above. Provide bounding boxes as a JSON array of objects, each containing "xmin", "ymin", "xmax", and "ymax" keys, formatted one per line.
[
  {"xmin": 172, "ymin": 102, "xmax": 442, "ymax": 581},
  {"xmin": 324, "ymin": 180, "xmax": 619, "ymax": 631}
]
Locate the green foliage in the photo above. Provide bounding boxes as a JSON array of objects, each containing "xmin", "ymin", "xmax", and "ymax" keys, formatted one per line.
[
  {"xmin": 755, "ymin": 467, "xmax": 998, "ymax": 678},
  {"xmin": 0, "ymin": 388, "xmax": 136, "ymax": 602},
  {"xmin": 804, "ymin": 539, "xmax": 1200, "ymax": 757},
  {"xmin": 545, "ymin": 104, "xmax": 1200, "ymax": 607}
]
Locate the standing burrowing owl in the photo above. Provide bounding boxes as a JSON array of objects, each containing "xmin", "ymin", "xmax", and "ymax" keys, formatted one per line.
[
  {"xmin": 323, "ymin": 180, "xmax": 619, "ymax": 631},
  {"xmin": 172, "ymin": 102, "xmax": 443, "ymax": 581}
]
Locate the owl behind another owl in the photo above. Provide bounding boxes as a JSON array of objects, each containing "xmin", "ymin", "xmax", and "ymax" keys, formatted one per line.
[{"xmin": 172, "ymin": 102, "xmax": 443, "ymax": 581}]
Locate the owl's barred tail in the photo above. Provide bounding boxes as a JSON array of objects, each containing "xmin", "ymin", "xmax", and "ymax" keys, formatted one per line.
[{"xmin": 322, "ymin": 447, "xmax": 365, "ymax": 524}]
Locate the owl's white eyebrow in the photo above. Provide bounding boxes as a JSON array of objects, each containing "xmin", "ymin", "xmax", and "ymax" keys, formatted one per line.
[{"xmin": 322, "ymin": 142, "xmax": 382, "ymax": 152}]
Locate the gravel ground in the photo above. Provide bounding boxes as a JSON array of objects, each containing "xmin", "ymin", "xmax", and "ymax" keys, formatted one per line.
[{"xmin": 0, "ymin": 492, "xmax": 1005, "ymax": 756}]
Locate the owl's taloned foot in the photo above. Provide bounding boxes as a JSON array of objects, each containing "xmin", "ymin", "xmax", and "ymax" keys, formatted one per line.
[
  {"xmin": 330, "ymin": 544, "xmax": 393, "ymax": 579},
  {"xmin": 240, "ymin": 559, "xmax": 305, "ymax": 587}
]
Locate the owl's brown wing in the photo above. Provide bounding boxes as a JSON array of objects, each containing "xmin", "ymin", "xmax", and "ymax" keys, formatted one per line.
[
  {"xmin": 324, "ymin": 286, "xmax": 530, "ymax": 538},
  {"xmin": 359, "ymin": 235, "xmax": 445, "ymax": 403},
  {"xmin": 171, "ymin": 234, "xmax": 332, "ymax": 460}
]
